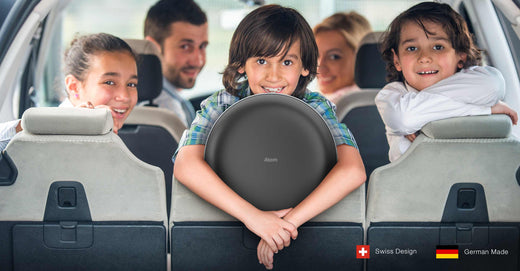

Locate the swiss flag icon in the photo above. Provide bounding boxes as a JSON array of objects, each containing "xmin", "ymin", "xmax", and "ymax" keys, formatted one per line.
[{"xmin": 356, "ymin": 245, "xmax": 370, "ymax": 259}]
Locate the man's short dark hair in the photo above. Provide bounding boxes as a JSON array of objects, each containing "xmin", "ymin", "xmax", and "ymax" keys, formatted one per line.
[{"xmin": 144, "ymin": 0, "xmax": 207, "ymax": 46}]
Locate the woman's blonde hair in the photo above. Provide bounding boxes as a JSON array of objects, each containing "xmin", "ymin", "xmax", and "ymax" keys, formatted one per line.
[{"xmin": 313, "ymin": 11, "xmax": 372, "ymax": 52}]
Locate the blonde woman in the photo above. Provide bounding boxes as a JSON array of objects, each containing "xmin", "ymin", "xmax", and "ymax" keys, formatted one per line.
[{"xmin": 314, "ymin": 12, "xmax": 371, "ymax": 103}]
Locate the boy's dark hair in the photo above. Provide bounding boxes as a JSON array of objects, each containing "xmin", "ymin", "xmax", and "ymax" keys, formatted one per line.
[
  {"xmin": 381, "ymin": 2, "xmax": 481, "ymax": 83},
  {"xmin": 222, "ymin": 4, "xmax": 318, "ymax": 98},
  {"xmin": 64, "ymin": 33, "xmax": 136, "ymax": 82},
  {"xmin": 144, "ymin": 0, "xmax": 207, "ymax": 47}
]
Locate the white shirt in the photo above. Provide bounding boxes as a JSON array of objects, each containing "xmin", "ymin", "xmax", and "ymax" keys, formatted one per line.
[
  {"xmin": 0, "ymin": 120, "xmax": 20, "ymax": 151},
  {"xmin": 375, "ymin": 66, "xmax": 505, "ymax": 162}
]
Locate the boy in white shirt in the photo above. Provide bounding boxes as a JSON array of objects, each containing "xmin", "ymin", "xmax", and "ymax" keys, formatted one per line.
[{"xmin": 375, "ymin": 2, "xmax": 517, "ymax": 162}]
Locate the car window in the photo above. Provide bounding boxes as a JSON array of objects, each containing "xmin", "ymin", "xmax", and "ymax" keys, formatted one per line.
[{"xmin": 496, "ymin": 6, "xmax": 520, "ymax": 80}]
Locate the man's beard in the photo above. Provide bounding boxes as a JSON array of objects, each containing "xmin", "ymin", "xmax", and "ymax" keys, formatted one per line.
[{"xmin": 165, "ymin": 66, "xmax": 199, "ymax": 89}]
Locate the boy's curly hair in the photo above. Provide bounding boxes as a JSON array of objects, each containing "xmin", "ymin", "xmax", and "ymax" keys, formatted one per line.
[{"xmin": 381, "ymin": 2, "xmax": 482, "ymax": 83}]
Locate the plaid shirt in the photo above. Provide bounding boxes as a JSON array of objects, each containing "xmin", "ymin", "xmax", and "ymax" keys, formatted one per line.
[{"xmin": 175, "ymin": 85, "xmax": 357, "ymax": 159}]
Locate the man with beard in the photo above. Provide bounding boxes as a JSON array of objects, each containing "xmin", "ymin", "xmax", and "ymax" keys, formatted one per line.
[{"xmin": 144, "ymin": 0, "xmax": 208, "ymax": 126}]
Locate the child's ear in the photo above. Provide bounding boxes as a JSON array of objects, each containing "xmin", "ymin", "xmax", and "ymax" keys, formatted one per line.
[
  {"xmin": 238, "ymin": 66, "xmax": 245, "ymax": 74},
  {"xmin": 457, "ymin": 52, "xmax": 467, "ymax": 69},
  {"xmin": 392, "ymin": 49, "xmax": 402, "ymax": 72},
  {"xmin": 301, "ymin": 68, "xmax": 309, "ymax": 77},
  {"xmin": 65, "ymin": 74, "xmax": 80, "ymax": 100}
]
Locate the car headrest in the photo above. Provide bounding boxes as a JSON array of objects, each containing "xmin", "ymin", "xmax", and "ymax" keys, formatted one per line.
[
  {"xmin": 21, "ymin": 107, "xmax": 113, "ymax": 135},
  {"xmin": 354, "ymin": 31, "xmax": 386, "ymax": 89},
  {"xmin": 124, "ymin": 39, "xmax": 163, "ymax": 102},
  {"xmin": 421, "ymin": 115, "xmax": 512, "ymax": 139},
  {"xmin": 204, "ymin": 93, "xmax": 337, "ymax": 211}
]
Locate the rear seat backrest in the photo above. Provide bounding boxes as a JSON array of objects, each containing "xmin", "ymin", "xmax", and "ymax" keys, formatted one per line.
[
  {"xmin": 0, "ymin": 107, "xmax": 167, "ymax": 270},
  {"xmin": 335, "ymin": 31, "xmax": 389, "ymax": 178},
  {"xmin": 353, "ymin": 31, "xmax": 387, "ymax": 89},
  {"xmin": 366, "ymin": 115, "xmax": 520, "ymax": 270},
  {"xmin": 367, "ymin": 114, "xmax": 520, "ymax": 223},
  {"xmin": 169, "ymin": 95, "xmax": 365, "ymax": 270},
  {"xmin": 124, "ymin": 38, "xmax": 163, "ymax": 105},
  {"xmin": 119, "ymin": 39, "xmax": 187, "ymax": 218}
]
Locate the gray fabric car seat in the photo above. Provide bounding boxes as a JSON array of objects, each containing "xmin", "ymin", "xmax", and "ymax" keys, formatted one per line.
[
  {"xmin": 366, "ymin": 115, "xmax": 520, "ymax": 271},
  {"xmin": 0, "ymin": 107, "xmax": 167, "ymax": 270},
  {"xmin": 335, "ymin": 31, "xmax": 389, "ymax": 179},
  {"xmin": 169, "ymin": 94, "xmax": 365, "ymax": 271},
  {"xmin": 119, "ymin": 39, "xmax": 186, "ymax": 218}
]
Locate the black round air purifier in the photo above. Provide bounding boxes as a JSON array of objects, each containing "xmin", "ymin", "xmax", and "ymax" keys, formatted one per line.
[{"xmin": 205, "ymin": 93, "xmax": 337, "ymax": 211}]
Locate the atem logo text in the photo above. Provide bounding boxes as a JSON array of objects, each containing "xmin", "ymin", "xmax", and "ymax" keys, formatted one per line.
[{"xmin": 264, "ymin": 157, "xmax": 278, "ymax": 163}]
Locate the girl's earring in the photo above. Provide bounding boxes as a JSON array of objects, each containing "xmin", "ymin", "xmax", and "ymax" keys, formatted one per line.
[{"xmin": 74, "ymin": 93, "xmax": 79, "ymax": 99}]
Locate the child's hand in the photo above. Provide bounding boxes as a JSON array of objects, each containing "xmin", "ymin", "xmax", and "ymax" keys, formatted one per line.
[
  {"xmin": 405, "ymin": 133, "xmax": 417, "ymax": 142},
  {"xmin": 491, "ymin": 101, "xmax": 518, "ymax": 125},
  {"xmin": 405, "ymin": 131, "xmax": 420, "ymax": 142},
  {"xmin": 75, "ymin": 104, "xmax": 123, "ymax": 134},
  {"xmin": 74, "ymin": 101, "xmax": 95, "ymax": 109},
  {"xmin": 257, "ymin": 239, "xmax": 275, "ymax": 270},
  {"xmin": 254, "ymin": 210, "xmax": 298, "ymax": 270},
  {"xmin": 244, "ymin": 208, "xmax": 297, "ymax": 253}
]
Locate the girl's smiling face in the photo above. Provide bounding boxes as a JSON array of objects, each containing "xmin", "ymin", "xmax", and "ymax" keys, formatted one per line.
[
  {"xmin": 238, "ymin": 40, "xmax": 309, "ymax": 96},
  {"xmin": 393, "ymin": 20, "xmax": 466, "ymax": 91},
  {"xmin": 67, "ymin": 51, "xmax": 138, "ymax": 133}
]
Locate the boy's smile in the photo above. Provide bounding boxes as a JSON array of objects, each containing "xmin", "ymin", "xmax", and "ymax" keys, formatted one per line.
[
  {"xmin": 262, "ymin": 86, "xmax": 284, "ymax": 93},
  {"xmin": 393, "ymin": 20, "xmax": 466, "ymax": 91},
  {"xmin": 238, "ymin": 40, "xmax": 309, "ymax": 96}
]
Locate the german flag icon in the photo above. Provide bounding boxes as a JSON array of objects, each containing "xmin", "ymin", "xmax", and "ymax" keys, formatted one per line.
[{"xmin": 436, "ymin": 245, "xmax": 459, "ymax": 259}]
